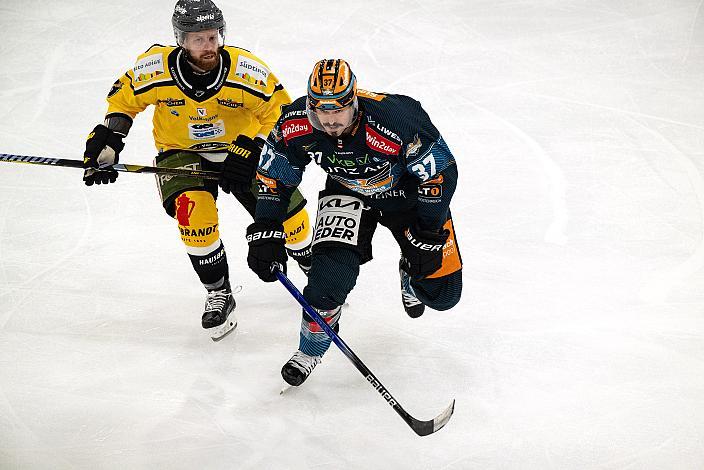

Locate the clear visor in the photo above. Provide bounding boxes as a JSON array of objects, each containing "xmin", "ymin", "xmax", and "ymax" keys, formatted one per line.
[
  {"xmin": 306, "ymin": 97, "xmax": 359, "ymax": 133},
  {"xmin": 175, "ymin": 26, "xmax": 226, "ymax": 49}
]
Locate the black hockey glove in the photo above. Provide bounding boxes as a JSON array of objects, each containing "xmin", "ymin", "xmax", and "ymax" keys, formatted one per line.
[
  {"xmin": 246, "ymin": 220, "xmax": 288, "ymax": 282},
  {"xmin": 83, "ymin": 124, "xmax": 125, "ymax": 186},
  {"xmin": 219, "ymin": 135, "xmax": 263, "ymax": 194},
  {"xmin": 399, "ymin": 224, "xmax": 449, "ymax": 280}
]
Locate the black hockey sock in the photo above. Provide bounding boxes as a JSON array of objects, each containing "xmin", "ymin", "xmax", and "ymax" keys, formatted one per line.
[{"xmin": 188, "ymin": 242, "xmax": 229, "ymax": 290}]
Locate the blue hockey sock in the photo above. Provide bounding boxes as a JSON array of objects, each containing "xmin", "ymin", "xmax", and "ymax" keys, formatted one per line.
[{"xmin": 298, "ymin": 306, "xmax": 341, "ymax": 357}]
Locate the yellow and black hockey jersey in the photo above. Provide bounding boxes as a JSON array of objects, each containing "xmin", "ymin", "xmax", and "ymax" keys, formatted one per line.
[{"xmin": 105, "ymin": 44, "xmax": 291, "ymax": 153}]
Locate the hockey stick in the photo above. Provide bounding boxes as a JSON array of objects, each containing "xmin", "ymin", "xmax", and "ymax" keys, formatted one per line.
[
  {"xmin": 272, "ymin": 264, "xmax": 455, "ymax": 437},
  {"xmin": 0, "ymin": 153, "xmax": 220, "ymax": 180}
]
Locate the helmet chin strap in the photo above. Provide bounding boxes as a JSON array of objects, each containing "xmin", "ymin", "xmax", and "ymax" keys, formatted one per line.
[{"xmin": 342, "ymin": 108, "xmax": 363, "ymax": 136}]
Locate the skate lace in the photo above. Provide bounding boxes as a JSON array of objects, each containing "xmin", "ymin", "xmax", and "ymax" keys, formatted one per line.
[
  {"xmin": 402, "ymin": 289, "xmax": 422, "ymax": 307},
  {"xmin": 289, "ymin": 351, "xmax": 321, "ymax": 374},
  {"xmin": 399, "ymin": 271, "xmax": 422, "ymax": 307},
  {"xmin": 205, "ymin": 288, "xmax": 230, "ymax": 313},
  {"xmin": 204, "ymin": 284, "xmax": 241, "ymax": 313}
]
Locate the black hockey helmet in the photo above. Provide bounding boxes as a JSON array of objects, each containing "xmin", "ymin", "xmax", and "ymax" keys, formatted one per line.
[{"xmin": 172, "ymin": 0, "xmax": 226, "ymax": 47}]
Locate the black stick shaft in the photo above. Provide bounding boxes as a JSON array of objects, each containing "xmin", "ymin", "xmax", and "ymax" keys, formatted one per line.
[{"xmin": 0, "ymin": 153, "xmax": 220, "ymax": 180}]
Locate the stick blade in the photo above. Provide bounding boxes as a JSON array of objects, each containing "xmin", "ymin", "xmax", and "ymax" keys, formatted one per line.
[{"xmin": 410, "ymin": 399, "xmax": 456, "ymax": 437}]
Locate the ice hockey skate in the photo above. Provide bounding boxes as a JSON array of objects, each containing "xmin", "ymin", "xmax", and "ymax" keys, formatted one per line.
[
  {"xmin": 399, "ymin": 261, "xmax": 425, "ymax": 318},
  {"xmin": 201, "ymin": 281, "xmax": 237, "ymax": 341},
  {"xmin": 281, "ymin": 350, "xmax": 321, "ymax": 386}
]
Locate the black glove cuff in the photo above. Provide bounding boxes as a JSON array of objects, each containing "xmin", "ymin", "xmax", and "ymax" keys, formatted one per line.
[
  {"xmin": 253, "ymin": 137, "xmax": 266, "ymax": 150},
  {"xmin": 84, "ymin": 124, "xmax": 125, "ymax": 164},
  {"xmin": 246, "ymin": 220, "xmax": 287, "ymax": 246},
  {"xmin": 227, "ymin": 134, "xmax": 261, "ymax": 160}
]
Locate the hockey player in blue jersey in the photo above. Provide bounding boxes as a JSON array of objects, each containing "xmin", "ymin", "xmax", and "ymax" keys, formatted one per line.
[{"xmin": 235, "ymin": 59, "xmax": 463, "ymax": 385}]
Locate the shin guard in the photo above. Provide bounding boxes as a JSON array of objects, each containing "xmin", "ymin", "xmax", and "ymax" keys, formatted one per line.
[{"xmin": 175, "ymin": 190, "xmax": 229, "ymax": 289}]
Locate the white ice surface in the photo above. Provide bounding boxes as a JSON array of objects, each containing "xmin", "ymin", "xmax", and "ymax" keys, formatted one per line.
[{"xmin": 1, "ymin": 1, "xmax": 704, "ymax": 469}]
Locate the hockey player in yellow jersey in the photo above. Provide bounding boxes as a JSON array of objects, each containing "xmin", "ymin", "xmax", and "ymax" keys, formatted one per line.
[{"xmin": 82, "ymin": 0, "xmax": 312, "ymax": 341}]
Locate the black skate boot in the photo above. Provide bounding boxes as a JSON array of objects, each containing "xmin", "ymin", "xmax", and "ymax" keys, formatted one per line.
[
  {"xmin": 399, "ymin": 261, "xmax": 425, "ymax": 318},
  {"xmin": 202, "ymin": 280, "xmax": 237, "ymax": 341},
  {"xmin": 281, "ymin": 350, "xmax": 322, "ymax": 386}
]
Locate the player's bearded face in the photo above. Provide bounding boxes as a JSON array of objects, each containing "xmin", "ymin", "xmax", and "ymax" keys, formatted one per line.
[
  {"xmin": 183, "ymin": 29, "xmax": 221, "ymax": 71},
  {"xmin": 314, "ymin": 105, "xmax": 355, "ymax": 137}
]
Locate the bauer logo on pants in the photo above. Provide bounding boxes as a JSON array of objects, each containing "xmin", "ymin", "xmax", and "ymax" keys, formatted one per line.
[{"xmin": 312, "ymin": 195, "xmax": 364, "ymax": 247}]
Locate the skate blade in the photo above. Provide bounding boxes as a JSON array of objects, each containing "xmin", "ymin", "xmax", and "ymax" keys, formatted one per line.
[
  {"xmin": 280, "ymin": 382, "xmax": 302, "ymax": 395},
  {"xmin": 210, "ymin": 320, "xmax": 238, "ymax": 342}
]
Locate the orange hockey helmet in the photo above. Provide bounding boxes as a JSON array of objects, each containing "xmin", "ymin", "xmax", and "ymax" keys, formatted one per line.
[{"xmin": 307, "ymin": 59, "xmax": 357, "ymax": 110}]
